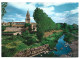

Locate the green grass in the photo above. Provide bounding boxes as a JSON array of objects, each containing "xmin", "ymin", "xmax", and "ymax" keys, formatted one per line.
[
  {"xmin": 41, "ymin": 32, "xmax": 63, "ymax": 49},
  {"xmin": 2, "ymin": 34, "xmax": 39, "ymax": 57},
  {"xmin": 16, "ymin": 43, "xmax": 28, "ymax": 51},
  {"xmin": 2, "ymin": 32, "xmax": 15, "ymax": 33},
  {"xmin": 2, "ymin": 36, "xmax": 11, "ymax": 40},
  {"xmin": 28, "ymin": 43, "xmax": 41, "ymax": 48},
  {"xmin": 2, "ymin": 35, "xmax": 27, "ymax": 57},
  {"xmin": 2, "ymin": 46, "xmax": 17, "ymax": 57},
  {"xmin": 2, "ymin": 31, "xmax": 63, "ymax": 57}
]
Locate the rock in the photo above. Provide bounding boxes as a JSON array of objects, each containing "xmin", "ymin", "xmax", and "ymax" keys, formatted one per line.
[
  {"xmin": 40, "ymin": 55, "xmax": 42, "ymax": 56},
  {"xmin": 60, "ymin": 47, "xmax": 63, "ymax": 50}
]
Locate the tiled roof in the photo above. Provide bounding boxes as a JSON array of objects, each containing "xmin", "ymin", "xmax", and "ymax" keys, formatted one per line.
[
  {"xmin": 14, "ymin": 22, "xmax": 25, "ymax": 23},
  {"xmin": 8, "ymin": 22, "xmax": 25, "ymax": 23}
]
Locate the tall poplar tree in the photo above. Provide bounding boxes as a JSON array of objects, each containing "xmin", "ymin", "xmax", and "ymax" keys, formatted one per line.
[{"xmin": 33, "ymin": 8, "xmax": 56, "ymax": 41}]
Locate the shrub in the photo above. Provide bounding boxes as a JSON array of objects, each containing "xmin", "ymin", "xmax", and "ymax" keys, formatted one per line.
[
  {"xmin": 27, "ymin": 38, "xmax": 37, "ymax": 45},
  {"xmin": 2, "ymin": 26, "xmax": 6, "ymax": 31},
  {"xmin": 2, "ymin": 46, "xmax": 17, "ymax": 57},
  {"xmin": 21, "ymin": 30, "xmax": 29, "ymax": 39},
  {"xmin": 25, "ymin": 23, "xmax": 31, "ymax": 28}
]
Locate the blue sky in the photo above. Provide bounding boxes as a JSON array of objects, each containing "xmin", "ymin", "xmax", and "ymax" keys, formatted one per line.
[{"xmin": 2, "ymin": 2, "xmax": 78, "ymax": 25}]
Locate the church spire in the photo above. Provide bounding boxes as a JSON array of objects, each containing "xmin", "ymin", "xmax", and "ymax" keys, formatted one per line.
[
  {"xmin": 25, "ymin": 9, "xmax": 30, "ymax": 23},
  {"xmin": 26, "ymin": 9, "xmax": 30, "ymax": 16}
]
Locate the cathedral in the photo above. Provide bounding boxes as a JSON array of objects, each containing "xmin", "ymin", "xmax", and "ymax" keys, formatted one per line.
[{"xmin": 2, "ymin": 10, "xmax": 37, "ymax": 32}]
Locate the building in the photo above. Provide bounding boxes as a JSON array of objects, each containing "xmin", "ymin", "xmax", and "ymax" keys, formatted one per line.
[{"xmin": 2, "ymin": 10, "xmax": 37, "ymax": 32}]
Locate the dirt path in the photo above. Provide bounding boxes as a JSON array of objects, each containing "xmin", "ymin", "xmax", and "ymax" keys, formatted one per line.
[{"xmin": 44, "ymin": 30, "xmax": 63, "ymax": 37}]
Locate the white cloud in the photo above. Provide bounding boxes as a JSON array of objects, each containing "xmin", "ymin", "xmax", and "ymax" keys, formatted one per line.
[
  {"xmin": 70, "ymin": 7, "xmax": 78, "ymax": 14},
  {"xmin": 42, "ymin": 2, "xmax": 66, "ymax": 6},
  {"xmin": 50, "ymin": 7, "xmax": 78, "ymax": 25},
  {"xmin": 8, "ymin": 2, "xmax": 55, "ymax": 16},
  {"xmin": 51, "ymin": 14, "xmax": 66, "ymax": 23},
  {"xmin": 64, "ymin": 7, "xmax": 78, "ymax": 14},
  {"xmin": 3, "ymin": 17, "xmax": 15, "ymax": 22},
  {"xmin": 41, "ymin": 2, "xmax": 77, "ymax": 7},
  {"xmin": 40, "ymin": 6, "xmax": 54, "ymax": 15},
  {"xmin": 15, "ymin": 14, "xmax": 25, "ymax": 18},
  {"xmin": 30, "ymin": 17, "xmax": 35, "ymax": 23},
  {"xmin": 6, "ymin": 2, "xmax": 78, "ymax": 25},
  {"xmin": 8, "ymin": 2, "xmax": 55, "ymax": 21},
  {"xmin": 8, "ymin": 2, "xmax": 36, "ymax": 12}
]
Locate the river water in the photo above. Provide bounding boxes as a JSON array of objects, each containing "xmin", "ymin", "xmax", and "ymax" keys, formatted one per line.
[
  {"xmin": 53, "ymin": 35, "xmax": 71, "ymax": 56},
  {"xmin": 35, "ymin": 35, "xmax": 71, "ymax": 57}
]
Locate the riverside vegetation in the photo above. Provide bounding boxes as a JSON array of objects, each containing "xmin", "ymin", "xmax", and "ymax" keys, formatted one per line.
[{"xmin": 2, "ymin": 8, "xmax": 78, "ymax": 57}]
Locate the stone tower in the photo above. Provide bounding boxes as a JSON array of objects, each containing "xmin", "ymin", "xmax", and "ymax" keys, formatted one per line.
[{"xmin": 25, "ymin": 10, "xmax": 30, "ymax": 23}]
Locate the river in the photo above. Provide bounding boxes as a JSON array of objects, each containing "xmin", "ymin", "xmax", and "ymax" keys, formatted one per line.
[
  {"xmin": 35, "ymin": 35, "xmax": 72, "ymax": 57},
  {"xmin": 53, "ymin": 35, "xmax": 71, "ymax": 56}
]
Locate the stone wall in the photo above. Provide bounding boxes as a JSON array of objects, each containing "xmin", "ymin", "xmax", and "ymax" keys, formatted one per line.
[
  {"xmin": 4, "ymin": 27, "xmax": 25, "ymax": 32},
  {"xmin": 14, "ymin": 44, "xmax": 49, "ymax": 57},
  {"xmin": 2, "ymin": 32, "xmax": 21, "ymax": 36}
]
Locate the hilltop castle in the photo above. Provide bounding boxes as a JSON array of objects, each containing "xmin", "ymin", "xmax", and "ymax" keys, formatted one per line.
[{"xmin": 2, "ymin": 10, "xmax": 37, "ymax": 32}]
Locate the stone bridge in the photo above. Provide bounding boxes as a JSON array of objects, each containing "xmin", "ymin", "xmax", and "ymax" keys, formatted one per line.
[{"xmin": 14, "ymin": 44, "xmax": 49, "ymax": 57}]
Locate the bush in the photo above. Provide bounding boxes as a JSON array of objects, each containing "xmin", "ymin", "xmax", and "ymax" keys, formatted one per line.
[
  {"xmin": 40, "ymin": 32, "xmax": 63, "ymax": 49},
  {"xmin": 25, "ymin": 23, "xmax": 31, "ymax": 28},
  {"xmin": 27, "ymin": 38, "xmax": 37, "ymax": 45},
  {"xmin": 2, "ymin": 46, "xmax": 17, "ymax": 57},
  {"xmin": 2, "ymin": 26, "xmax": 6, "ymax": 31},
  {"xmin": 64, "ymin": 33, "xmax": 72, "ymax": 43},
  {"xmin": 21, "ymin": 30, "xmax": 29, "ymax": 39}
]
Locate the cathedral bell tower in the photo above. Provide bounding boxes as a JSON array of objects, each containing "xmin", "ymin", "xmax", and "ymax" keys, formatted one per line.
[{"xmin": 25, "ymin": 10, "xmax": 30, "ymax": 23}]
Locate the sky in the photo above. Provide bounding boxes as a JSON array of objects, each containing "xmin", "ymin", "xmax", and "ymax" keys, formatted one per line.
[{"xmin": 2, "ymin": 2, "xmax": 78, "ymax": 25}]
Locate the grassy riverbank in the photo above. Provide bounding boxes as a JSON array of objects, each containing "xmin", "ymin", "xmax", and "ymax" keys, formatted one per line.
[
  {"xmin": 35, "ymin": 32, "xmax": 63, "ymax": 57},
  {"xmin": 2, "ymin": 31, "xmax": 63, "ymax": 57},
  {"xmin": 41, "ymin": 32, "xmax": 63, "ymax": 49},
  {"xmin": 62, "ymin": 30, "xmax": 78, "ymax": 57}
]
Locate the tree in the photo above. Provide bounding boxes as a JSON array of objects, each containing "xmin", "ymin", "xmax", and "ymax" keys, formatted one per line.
[
  {"xmin": 21, "ymin": 30, "xmax": 29, "ymax": 39},
  {"xmin": 72, "ymin": 24, "xmax": 78, "ymax": 30},
  {"xmin": 33, "ymin": 8, "xmax": 56, "ymax": 41},
  {"xmin": 25, "ymin": 23, "xmax": 31, "ymax": 28},
  {"xmin": 25, "ymin": 23, "xmax": 32, "ymax": 32},
  {"xmin": 2, "ymin": 26, "xmax": 6, "ymax": 31},
  {"xmin": 37, "ymin": 27, "xmax": 44, "ymax": 41},
  {"xmin": 56, "ymin": 23, "xmax": 61, "ymax": 30},
  {"xmin": 68, "ymin": 25, "xmax": 73, "ymax": 31},
  {"xmin": 27, "ymin": 38, "xmax": 37, "ymax": 45},
  {"xmin": 1, "ymin": 2, "xmax": 7, "ymax": 18},
  {"xmin": 33, "ymin": 8, "xmax": 56, "ymax": 32}
]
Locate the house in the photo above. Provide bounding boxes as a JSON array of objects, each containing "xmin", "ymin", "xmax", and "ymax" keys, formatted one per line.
[{"xmin": 2, "ymin": 10, "xmax": 37, "ymax": 32}]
